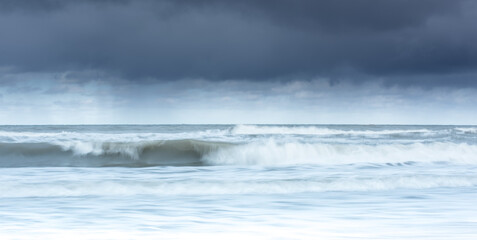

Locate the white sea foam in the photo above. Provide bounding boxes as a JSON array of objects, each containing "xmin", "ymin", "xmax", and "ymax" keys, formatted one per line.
[
  {"xmin": 232, "ymin": 125, "xmax": 434, "ymax": 136},
  {"xmin": 1, "ymin": 174, "xmax": 475, "ymax": 198},
  {"xmin": 203, "ymin": 141, "xmax": 477, "ymax": 166},
  {"xmin": 0, "ymin": 125, "xmax": 459, "ymax": 146},
  {"xmin": 58, "ymin": 141, "xmax": 144, "ymax": 159},
  {"xmin": 0, "ymin": 129, "xmax": 231, "ymax": 143},
  {"xmin": 455, "ymin": 127, "xmax": 477, "ymax": 134}
]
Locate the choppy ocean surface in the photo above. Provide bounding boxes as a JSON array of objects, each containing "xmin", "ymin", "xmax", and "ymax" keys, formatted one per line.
[{"xmin": 1, "ymin": 124, "xmax": 477, "ymax": 239}]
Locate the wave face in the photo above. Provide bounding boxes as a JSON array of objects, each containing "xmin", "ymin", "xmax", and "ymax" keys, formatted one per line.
[
  {"xmin": 0, "ymin": 124, "xmax": 476, "ymax": 167},
  {"xmin": 0, "ymin": 140, "xmax": 226, "ymax": 167}
]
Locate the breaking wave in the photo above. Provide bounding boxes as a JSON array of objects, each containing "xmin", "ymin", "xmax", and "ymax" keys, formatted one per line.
[
  {"xmin": 1, "ymin": 139, "xmax": 477, "ymax": 167},
  {"xmin": 455, "ymin": 127, "xmax": 477, "ymax": 134}
]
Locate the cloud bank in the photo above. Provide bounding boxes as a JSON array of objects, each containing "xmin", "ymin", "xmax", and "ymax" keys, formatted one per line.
[
  {"xmin": 1, "ymin": 0, "xmax": 477, "ymax": 124},
  {"xmin": 0, "ymin": 0, "xmax": 476, "ymax": 86}
]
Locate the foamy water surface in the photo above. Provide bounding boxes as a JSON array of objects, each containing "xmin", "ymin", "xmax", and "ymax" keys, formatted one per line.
[{"xmin": 1, "ymin": 125, "xmax": 477, "ymax": 239}]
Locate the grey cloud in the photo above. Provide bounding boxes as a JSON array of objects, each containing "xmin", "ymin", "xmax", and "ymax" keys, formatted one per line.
[
  {"xmin": 0, "ymin": 0, "xmax": 476, "ymax": 87},
  {"xmin": 181, "ymin": 0, "xmax": 460, "ymax": 33},
  {"xmin": 0, "ymin": 0, "xmax": 129, "ymax": 13}
]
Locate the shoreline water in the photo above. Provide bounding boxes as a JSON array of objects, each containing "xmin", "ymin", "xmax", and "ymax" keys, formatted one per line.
[{"xmin": 1, "ymin": 124, "xmax": 476, "ymax": 239}]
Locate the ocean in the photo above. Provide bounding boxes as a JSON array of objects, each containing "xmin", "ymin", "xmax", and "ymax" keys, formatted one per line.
[{"xmin": 1, "ymin": 124, "xmax": 476, "ymax": 239}]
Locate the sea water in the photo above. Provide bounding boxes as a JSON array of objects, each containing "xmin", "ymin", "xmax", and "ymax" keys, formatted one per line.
[{"xmin": 1, "ymin": 125, "xmax": 476, "ymax": 239}]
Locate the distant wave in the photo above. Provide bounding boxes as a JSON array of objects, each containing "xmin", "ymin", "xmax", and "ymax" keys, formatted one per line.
[
  {"xmin": 0, "ymin": 129, "xmax": 230, "ymax": 143},
  {"xmin": 0, "ymin": 125, "xmax": 474, "ymax": 145},
  {"xmin": 1, "ymin": 139, "xmax": 477, "ymax": 167},
  {"xmin": 455, "ymin": 127, "xmax": 477, "ymax": 134},
  {"xmin": 231, "ymin": 125, "xmax": 436, "ymax": 136}
]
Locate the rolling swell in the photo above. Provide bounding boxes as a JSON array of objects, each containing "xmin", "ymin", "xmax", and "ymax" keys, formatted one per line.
[
  {"xmin": 0, "ymin": 140, "xmax": 229, "ymax": 167},
  {"xmin": 1, "ymin": 138, "xmax": 477, "ymax": 167}
]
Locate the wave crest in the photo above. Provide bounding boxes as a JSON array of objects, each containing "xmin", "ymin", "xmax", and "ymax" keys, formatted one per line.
[
  {"xmin": 1, "ymin": 139, "xmax": 477, "ymax": 167},
  {"xmin": 0, "ymin": 140, "xmax": 227, "ymax": 167},
  {"xmin": 203, "ymin": 141, "xmax": 477, "ymax": 165}
]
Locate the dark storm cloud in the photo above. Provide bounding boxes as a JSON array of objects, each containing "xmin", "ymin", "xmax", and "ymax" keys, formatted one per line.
[
  {"xmin": 183, "ymin": 0, "xmax": 459, "ymax": 32},
  {"xmin": 0, "ymin": 0, "xmax": 476, "ymax": 86}
]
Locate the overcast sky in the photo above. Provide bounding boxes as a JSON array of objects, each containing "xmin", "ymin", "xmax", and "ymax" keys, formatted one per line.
[{"xmin": 1, "ymin": 0, "xmax": 477, "ymax": 124}]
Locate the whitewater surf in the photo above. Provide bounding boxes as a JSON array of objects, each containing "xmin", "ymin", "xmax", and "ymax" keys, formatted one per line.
[{"xmin": 1, "ymin": 124, "xmax": 477, "ymax": 239}]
